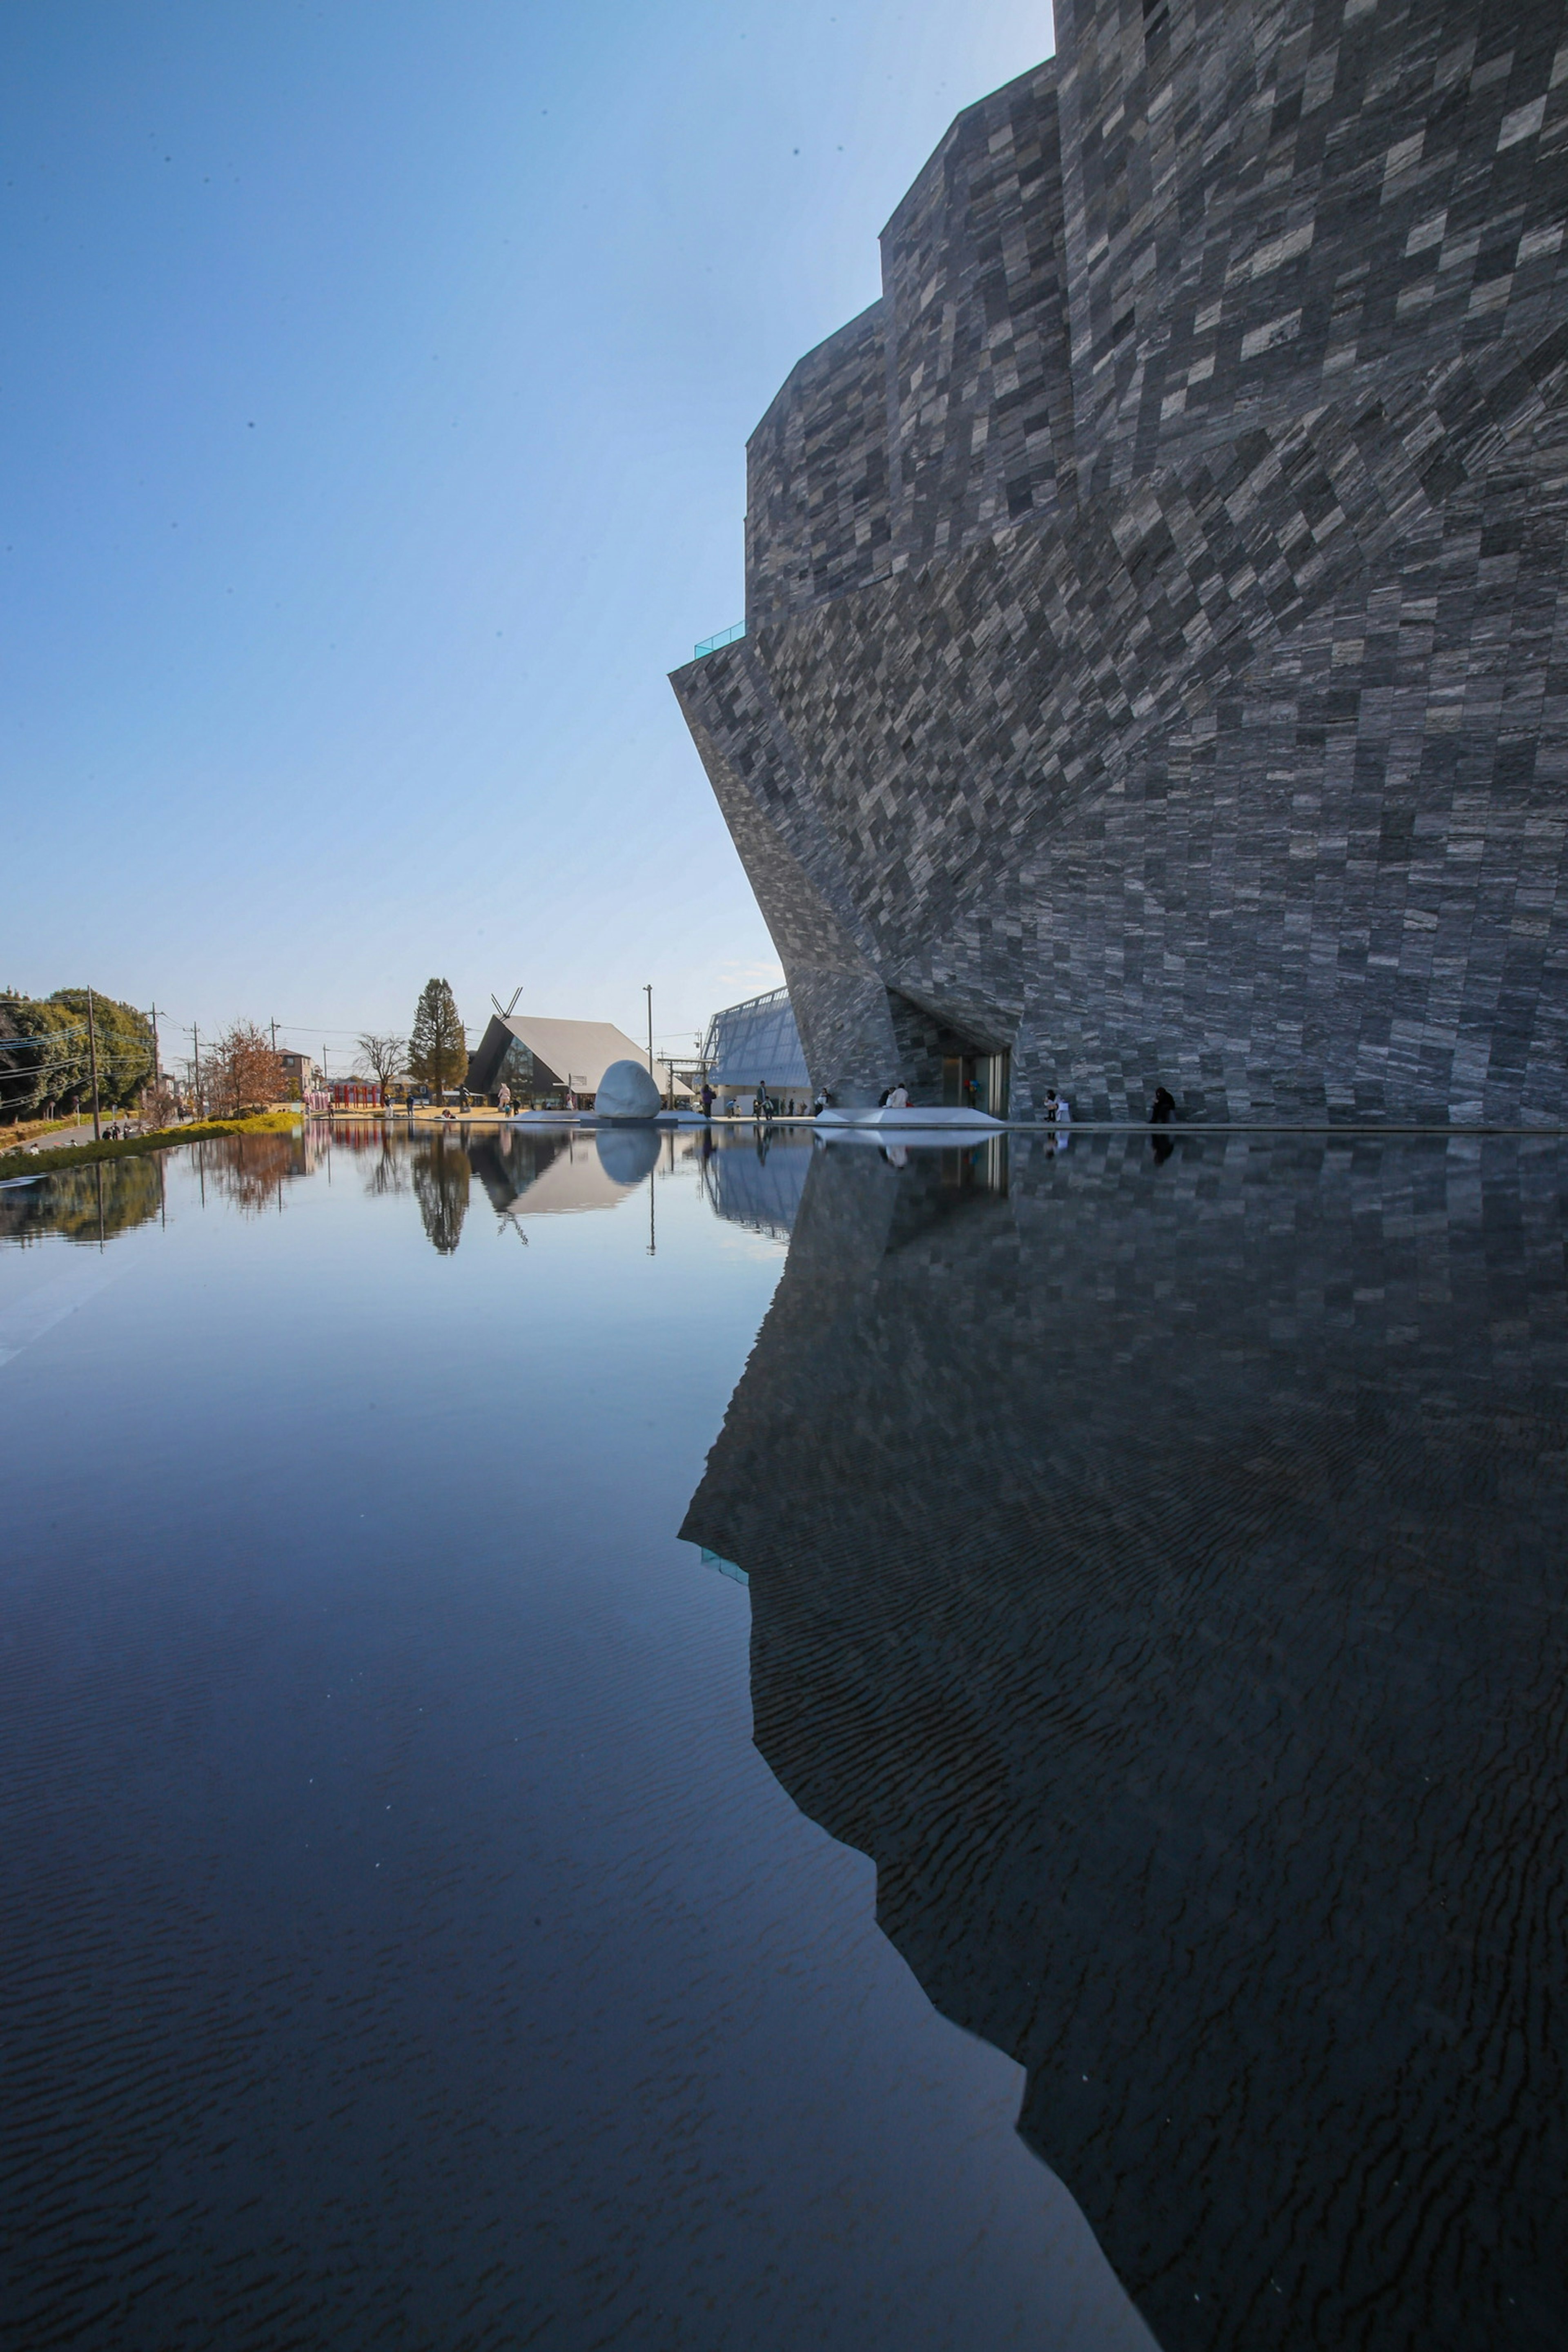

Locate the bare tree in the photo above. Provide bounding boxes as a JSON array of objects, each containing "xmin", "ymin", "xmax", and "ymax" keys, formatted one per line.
[
  {"xmin": 204, "ymin": 1022, "xmax": 285, "ymax": 1118},
  {"xmin": 141, "ymin": 1077, "xmax": 182, "ymax": 1129},
  {"xmin": 356, "ymin": 1033, "xmax": 405, "ymax": 1099}
]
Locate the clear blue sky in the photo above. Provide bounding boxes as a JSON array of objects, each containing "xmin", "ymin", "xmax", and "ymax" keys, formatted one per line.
[{"xmin": 2, "ymin": 0, "xmax": 1052, "ymax": 1071}]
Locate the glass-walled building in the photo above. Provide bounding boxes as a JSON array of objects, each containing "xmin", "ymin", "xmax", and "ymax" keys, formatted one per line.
[{"xmin": 701, "ymin": 988, "xmax": 810, "ymax": 1114}]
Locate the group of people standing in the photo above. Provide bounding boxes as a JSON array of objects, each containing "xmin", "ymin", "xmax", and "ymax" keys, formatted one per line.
[{"xmin": 699, "ymin": 1085, "xmax": 831, "ymax": 1121}]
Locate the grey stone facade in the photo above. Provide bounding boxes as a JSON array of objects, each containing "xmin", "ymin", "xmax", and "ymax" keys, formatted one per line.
[{"xmin": 673, "ymin": 0, "xmax": 1568, "ymax": 1123}]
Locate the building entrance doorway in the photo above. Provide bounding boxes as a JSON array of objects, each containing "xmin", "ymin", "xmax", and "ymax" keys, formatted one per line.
[{"xmin": 941, "ymin": 1051, "xmax": 1010, "ymax": 1117}]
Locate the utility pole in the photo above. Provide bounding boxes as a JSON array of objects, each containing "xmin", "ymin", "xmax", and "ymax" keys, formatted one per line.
[
  {"xmin": 192, "ymin": 1023, "xmax": 201, "ymax": 1118},
  {"xmin": 148, "ymin": 1003, "xmax": 163, "ymax": 1087},
  {"xmin": 86, "ymin": 986, "xmax": 102, "ymax": 1142},
  {"xmin": 270, "ymin": 1017, "xmax": 278, "ymax": 1052},
  {"xmin": 644, "ymin": 983, "xmax": 655, "ymax": 1094}
]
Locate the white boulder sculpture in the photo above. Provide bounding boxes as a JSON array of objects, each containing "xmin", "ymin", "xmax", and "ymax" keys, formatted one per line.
[{"xmin": 594, "ymin": 1058, "xmax": 662, "ymax": 1123}]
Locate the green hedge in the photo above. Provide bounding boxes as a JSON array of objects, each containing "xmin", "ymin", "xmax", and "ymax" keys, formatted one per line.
[{"xmin": 0, "ymin": 1110, "xmax": 297, "ymax": 1179}]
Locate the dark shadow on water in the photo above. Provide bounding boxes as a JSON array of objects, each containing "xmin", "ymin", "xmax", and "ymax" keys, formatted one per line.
[{"xmin": 682, "ymin": 1134, "xmax": 1567, "ymax": 2352}]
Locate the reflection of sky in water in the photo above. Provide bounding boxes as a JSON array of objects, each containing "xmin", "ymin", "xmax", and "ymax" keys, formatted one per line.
[
  {"xmin": 0, "ymin": 1127, "xmax": 1152, "ymax": 2352},
  {"xmin": 4, "ymin": 1125, "xmax": 1562, "ymax": 2351}
]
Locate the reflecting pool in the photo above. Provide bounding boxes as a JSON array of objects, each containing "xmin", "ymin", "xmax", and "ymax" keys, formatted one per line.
[{"xmin": 2, "ymin": 1124, "xmax": 1562, "ymax": 2352}]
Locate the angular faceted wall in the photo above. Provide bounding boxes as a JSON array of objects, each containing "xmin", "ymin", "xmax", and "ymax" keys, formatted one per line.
[{"xmin": 672, "ymin": 0, "xmax": 1568, "ymax": 1122}]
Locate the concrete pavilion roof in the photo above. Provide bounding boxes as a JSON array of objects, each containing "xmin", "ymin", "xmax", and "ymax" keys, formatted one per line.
[{"xmin": 468, "ymin": 1013, "xmax": 693, "ymax": 1100}]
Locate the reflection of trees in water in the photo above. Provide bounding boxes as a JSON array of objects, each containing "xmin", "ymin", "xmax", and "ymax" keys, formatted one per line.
[
  {"xmin": 362, "ymin": 1140, "xmax": 410, "ymax": 1198},
  {"xmin": 0, "ymin": 1154, "xmax": 163, "ymax": 1247},
  {"xmin": 412, "ymin": 1137, "xmax": 470, "ymax": 1254},
  {"xmin": 201, "ymin": 1134, "xmax": 310, "ymax": 1216}
]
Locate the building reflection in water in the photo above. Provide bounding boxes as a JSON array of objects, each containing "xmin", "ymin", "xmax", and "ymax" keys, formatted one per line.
[
  {"xmin": 698, "ymin": 1134, "xmax": 815, "ymax": 1242},
  {"xmin": 683, "ymin": 1134, "xmax": 1566, "ymax": 2352},
  {"xmin": 467, "ymin": 1125, "xmax": 660, "ymax": 1229}
]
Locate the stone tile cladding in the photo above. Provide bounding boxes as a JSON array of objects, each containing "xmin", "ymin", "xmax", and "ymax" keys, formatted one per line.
[{"xmin": 673, "ymin": 0, "xmax": 1568, "ymax": 1123}]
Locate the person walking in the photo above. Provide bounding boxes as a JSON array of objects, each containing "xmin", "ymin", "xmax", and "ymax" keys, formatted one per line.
[
  {"xmin": 701, "ymin": 1082, "xmax": 715, "ymax": 1119},
  {"xmin": 497, "ymin": 1082, "xmax": 512, "ymax": 1118},
  {"xmin": 1150, "ymin": 1086, "xmax": 1176, "ymax": 1124}
]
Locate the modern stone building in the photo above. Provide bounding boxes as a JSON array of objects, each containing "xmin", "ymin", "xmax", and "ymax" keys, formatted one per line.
[{"xmin": 673, "ymin": 0, "xmax": 1568, "ymax": 1123}]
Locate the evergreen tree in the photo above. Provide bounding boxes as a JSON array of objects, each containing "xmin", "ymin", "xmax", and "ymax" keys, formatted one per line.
[{"xmin": 407, "ymin": 978, "xmax": 467, "ymax": 1096}]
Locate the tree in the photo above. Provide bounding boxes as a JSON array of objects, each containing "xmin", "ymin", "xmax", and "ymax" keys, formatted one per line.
[
  {"xmin": 203, "ymin": 1022, "xmax": 285, "ymax": 1118},
  {"xmin": 142, "ymin": 1077, "xmax": 182, "ymax": 1129},
  {"xmin": 407, "ymin": 979, "xmax": 466, "ymax": 1097},
  {"xmin": 0, "ymin": 997, "xmax": 83, "ymax": 1118},
  {"xmin": 0, "ymin": 990, "xmax": 153, "ymax": 1120},
  {"xmin": 49, "ymin": 991, "xmax": 154, "ymax": 1109},
  {"xmin": 356, "ymin": 1032, "xmax": 405, "ymax": 1098}
]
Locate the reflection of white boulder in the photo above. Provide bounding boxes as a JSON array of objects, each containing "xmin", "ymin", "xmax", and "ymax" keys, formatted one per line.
[
  {"xmin": 496, "ymin": 1135, "xmax": 641, "ymax": 1216},
  {"xmin": 595, "ymin": 1127, "xmax": 660, "ymax": 1186},
  {"xmin": 594, "ymin": 1058, "xmax": 662, "ymax": 1122}
]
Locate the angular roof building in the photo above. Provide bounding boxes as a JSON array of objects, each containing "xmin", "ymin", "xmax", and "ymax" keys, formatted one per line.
[
  {"xmin": 673, "ymin": 0, "xmax": 1568, "ymax": 1123},
  {"xmin": 465, "ymin": 1013, "xmax": 692, "ymax": 1105}
]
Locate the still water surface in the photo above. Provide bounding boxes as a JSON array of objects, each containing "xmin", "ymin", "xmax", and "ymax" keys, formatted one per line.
[{"xmin": 1, "ymin": 1123, "xmax": 1562, "ymax": 2351}]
